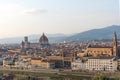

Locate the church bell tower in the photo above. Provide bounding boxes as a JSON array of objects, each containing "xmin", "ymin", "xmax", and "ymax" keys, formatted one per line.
[{"xmin": 113, "ymin": 32, "xmax": 118, "ymax": 57}]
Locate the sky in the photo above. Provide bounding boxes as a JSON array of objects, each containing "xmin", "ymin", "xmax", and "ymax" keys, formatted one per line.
[{"xmin": 0, "ymin": 0, "xmax": 119, "ymax": 38}]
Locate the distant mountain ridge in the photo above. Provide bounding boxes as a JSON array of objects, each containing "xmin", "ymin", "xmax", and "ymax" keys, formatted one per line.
[
  {"xmin": 65, "ymin": 25, "xmax": 120, "ymax": 42},
  {"xmin": 0, "ymin": 25, "xmax": 120, "ymax": 44}
]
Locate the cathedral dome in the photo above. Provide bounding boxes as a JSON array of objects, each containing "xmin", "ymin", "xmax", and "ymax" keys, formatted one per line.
[{"xmin": 39, "ymin": 33, "xmax": 48, "ymax": 44}]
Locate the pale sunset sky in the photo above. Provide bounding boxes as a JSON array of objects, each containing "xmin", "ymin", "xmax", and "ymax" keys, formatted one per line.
[{"xmin": 0, "ymin": 0, "xmax": 119, "ymax": 38}]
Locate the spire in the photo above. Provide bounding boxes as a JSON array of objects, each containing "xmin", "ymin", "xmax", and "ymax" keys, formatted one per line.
[
  {"xmin": 43, "ymin": 32, "xmax": 45, "ymax": 36},
  {"xmin": 113, "ymin": 32, "xmax": 117, "ymax": 46},
  {"xmin": 21, "ymin": 40, "xmax": 24, "ymax": 44},
  {"xmin": 21, "ymin": 40, "xmax": 25, "ymax": 49},
  {"xmin": 114, "ymin": 32, "xmax": 117, "ymax": 40},
  {"xmin": 113, "ymin": 32, "xmax": 118, "ymax": 57}
]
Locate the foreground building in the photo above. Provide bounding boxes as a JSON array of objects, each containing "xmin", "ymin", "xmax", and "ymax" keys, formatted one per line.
[
  {"xmin": 71, "ymin": 57, "xmax": 117, "ymax": 71},
  {"xmin": 71, "ymin": 58, "xmax": 86, "ymax": 70},
  {"xmin": 31, "ymin": 58, "xmax": 55, "ymax": 69},
  {"xmin": 85, "ymin": 57, "xmax": 117, "ymax": 71}
]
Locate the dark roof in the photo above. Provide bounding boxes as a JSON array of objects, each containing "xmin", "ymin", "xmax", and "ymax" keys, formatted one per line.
[
  {"xmin": 89, "ymin": 56, "xmax": 115, "ymax": 59},
  {"xmin": 31, "ymin": 58, "xmax": 42, "ymax": 60},
  {"xmin": 88, "ymin": 45, "xmax": 112, "ymax": 48}
]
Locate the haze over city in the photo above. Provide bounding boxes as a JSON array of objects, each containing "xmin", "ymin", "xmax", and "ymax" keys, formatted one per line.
[
  {"xmin": 1, "ymin": 0, "xmax": 120, "ymax": 80},
  {"xmin": 0, "ymin": 0, "xmax": 119, "ymax": 38}
]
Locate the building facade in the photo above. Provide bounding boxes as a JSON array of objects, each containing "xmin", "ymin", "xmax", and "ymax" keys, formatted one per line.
[
  {"xmin": 71, "ymin": 57, "xmax": 117, "ymax": 71},
  {"xmin": 71, "ymin": 59, "xmax": 86, "ymax": 70},
  {"xmin": 85, "ymin": 47, "xmax": 113, "ymax": 57},
  {"xmin": 31, "ymin": 58, "xmax": 54, "ymax": 69},
  {"xmin": 85, "ymin": 57, "xmax": 117, "ymax": 71}
]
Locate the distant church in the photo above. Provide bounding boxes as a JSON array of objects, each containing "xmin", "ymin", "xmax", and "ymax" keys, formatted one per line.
[
  {"xmin": 78, "ymin": 32, "xmax": 120, "ymax": 58},
  {"xmin": 21, "ymin": 33, "xmax": 50, "ymax": 50}
]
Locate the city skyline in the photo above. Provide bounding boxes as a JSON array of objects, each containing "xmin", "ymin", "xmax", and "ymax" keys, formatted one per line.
[{"xmin": 0, "ymin": 0, "xmax": 119, "ymax": 38}]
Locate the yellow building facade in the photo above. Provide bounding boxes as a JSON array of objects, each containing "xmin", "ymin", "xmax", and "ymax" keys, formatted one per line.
[
  {"xmin": 31, "ymin": 59, "xmax": 54, "ymax": 69},
  {"xmin": 85, "ymin": 47, "xmax": 113, "ymax": 57}
]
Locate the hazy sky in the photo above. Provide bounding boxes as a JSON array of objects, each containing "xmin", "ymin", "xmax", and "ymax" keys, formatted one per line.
[{"xmin": 0, "ymin": 0, "xmax": 119, "ymax": 38}]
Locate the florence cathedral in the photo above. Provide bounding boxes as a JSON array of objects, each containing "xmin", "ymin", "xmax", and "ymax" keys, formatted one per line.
[{"xmin": 21, "ymin": 33, "xmax": 50, "ymax": 50}]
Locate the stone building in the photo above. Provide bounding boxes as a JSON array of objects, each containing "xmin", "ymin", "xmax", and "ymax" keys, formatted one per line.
[
  {"xmin": 31, "ymin": 58, "xmax": 55, "ymax": 69},
  {"xmin": 85, "ymin": 57, "xmax": 117, "ymax": 71},
  {"xmin": 71, "ymin": 58, "xmax": 86, "ymax": 70},
  {"xmin": 21, "ymin": 33, "xmax": 50, "ymax": 50},
  {"xmin": 71, "ymin": 56, "xmax": 118, "ymax": 71}
]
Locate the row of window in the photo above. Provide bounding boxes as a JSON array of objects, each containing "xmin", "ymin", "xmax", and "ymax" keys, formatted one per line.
[{"xmin": 87, "ymin": 50, "xmax": 111, "ymax": 53}]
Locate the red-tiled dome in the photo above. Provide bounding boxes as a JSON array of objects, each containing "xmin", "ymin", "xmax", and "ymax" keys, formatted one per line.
[{"xmin": 39, "ymin": 33, "xmax": 48, "ymax": 43}]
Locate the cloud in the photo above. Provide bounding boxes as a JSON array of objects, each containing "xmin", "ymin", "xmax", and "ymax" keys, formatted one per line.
[{"xmin": 25, "ymin": 9, "xmax": 48, "ymax": 15}]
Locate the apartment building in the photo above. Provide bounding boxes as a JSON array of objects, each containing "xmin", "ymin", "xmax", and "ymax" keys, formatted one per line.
[{"xmin": 71, "ymin": 57, "xmax": 118, "ymax": 71}]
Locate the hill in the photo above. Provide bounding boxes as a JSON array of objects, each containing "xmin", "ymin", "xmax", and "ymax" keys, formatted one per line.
[{"xmin": 65, "ymin": 25, "xmax": 120, "ymax": 42}]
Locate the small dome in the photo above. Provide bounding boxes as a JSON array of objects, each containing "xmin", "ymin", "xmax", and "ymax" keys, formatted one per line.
[{"xmin": 39, "ymin": 33, "xmax": 48, "ymax": 43}]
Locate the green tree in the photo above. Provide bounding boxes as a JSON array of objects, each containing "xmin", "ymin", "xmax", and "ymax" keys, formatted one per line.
[{"xmin": 92, "ymin": 74, "xmax": 108, "ymax": 80}]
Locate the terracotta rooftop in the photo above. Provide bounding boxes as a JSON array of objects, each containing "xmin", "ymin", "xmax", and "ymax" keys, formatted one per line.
[{"xmin": 46, "ymin": 56, "xmax": 62, "ymax": 60}]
